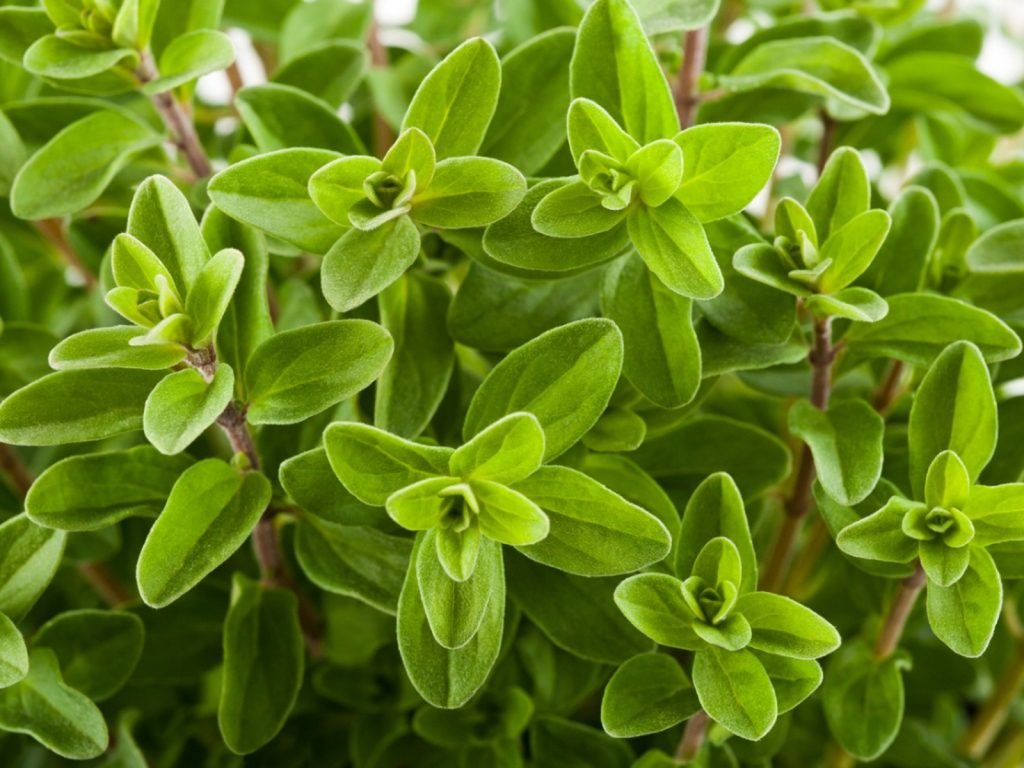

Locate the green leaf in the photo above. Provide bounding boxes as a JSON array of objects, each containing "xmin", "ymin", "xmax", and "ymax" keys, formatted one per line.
[
  {"xmin": 184, "ymin": 248, "xmax": 244, "ymax": 347},
  {"xmin": 136, "ymin": 460, "xmax": 272, "ymax": 607},
  {"xmin": 279, "ymin": 448, "xmax": 378, "ymax": 527},
  {"xmin": 836, "ymin": 497, "xmax": 920, "ymax": 564},
  {"xmin": 571, "ymin": 0, "xmax": 678, "ymax": 143},
  {"xmin": 757, "ymin": 653, "xmax": 822, "ymax": 714},
  {"xmin": 272, "ymin": 40, "xmax": 368, "ymax": 107},
  {"xmin": 817, "ymin": 210, "xmax": 891, "ymax": 293},
  {"xmin": 908, "ymin": 341, "xmax": 997, "ymax": 498},
  {"xmin": 34, "ymin": 610, "xmax": 143, "ymax": 701},
  {"xmin": 861, "ymin": 186, "xmax": 938, "ymax": 296},
  {"xmin": 919, "ymin": 538, "xmax": 971, "ymax": 587},
  {"xmin": 482, "ymin": 28, "xmax": 574, "ymax": 175},
  {"xmin": 675, "ymin": 472, "xmax": 757, "ymax": 594},
  {"xmin": 129, "ymin": 175, "xmax": 211, "ymax": 292},
  {"xmin": 246, "ymin": 320, "xmax": 393, "ymax": 425},
  {"xmin": 375, "ymin": 272, "xmax": 454, "ymax": 438},
  {"xmin": 601, "ymin": 253, "xmax": 700, "ymax": 408},
  {"xmin": 632, "ymin": 0, "xmax": 721, "ymax": 33},
  {"xmin": 566, "ymin": 98, "xmax": 639, "ymax": 166},
  {"xmin": 531, "ymin": 180, "xmax": 627, "ymax": 238},
  {"xmin": 0, "ymin": 649, "xmax": 107, "ymax": 759},
  {"xmin": 208, "ymin": 148, "xmax": 345, "ymax": 253},
  {"xmin": 402, "ymin": 37, "xmax": 501, "ymax": 160},
  {"xmin": 926, "ymin": 545, "xmax": 1001, "ymax": 657},
  {"xmin": 0, "ymin": 516, "xmax": 65, "ymax": 622},
  {"xmin": 112, "ymin": 0, "xmax": 160, "ymax": 49},
  {"xmin": 143, "ymin": 30, "xmax": 235, "ymax": 93},
  {"xmin": 674, "ymin": 123, "xmax": 780, "ymax": 223},
  {"xmin": 235, "ymin": 83, "xmax": 363, "ymax": 154},
  {"xmin": 475, "ymin": 480, "xmax": 550, "ymax": 546},
  {"xmin": 412, "ymin": 157, "xmax": 526, "ymax": 229},
  {"xmin": 531, "ymin": 715, "xmax": 633, "ymax": 768},
  {"xmin": 507, "ymin": 552, "xmax": 653, "ymax": 664},
  {"xmin": 965, "ymin": 483, "xmax": 1024, "ymax": 547},
  {"xmin": 925, "ymin": 450, "xmax": 972, "ymax": 511},
  {"xmin": 600, "ymin": 653, "xmax": 700, "ymax": 738},
  {"xmin": 295, "ymin": 516, "xmax": 410, "ymax": 613},
  {"xmin": 803, "ymin": 287, "xmax": 888, "ymax": 323},
  {"xmin": 721, "ymin": 37, "xmax": 889, "ymax": 116},
  {"xmin": 692, "ymin": 646, "xmax": 777, "ymax": 741},
  {"xmin": 451, "ymin": 412, "xmax": 545, "ymax": 484},
  {"xmin": 10, "ymin": 111, "xmax": 161, "ymax": 220},
  {"xmin": 845, "ymin": 293, "xmax": 1021, "ymax": 365},
  {"xmin": 23, "ymin": 35, "xmax": 135, "ymax": 80},
  {"xmin": 735, "ymin": 592, "xmax": 840, "ymax": 659},
  {"xmin": 807, "ymin": 147, "xmax": 871, "ymax": 241},
  {"xmin": 628, "ymin": 198, "xmax": 723, "ymax": 300},
  {"xmin": 218, "ymin": 573, "xmax": 303, "ymax": 755},
  {"xmin": 629, "ymin": 140, "xmax": 684, "ymax": 207},
  {"xmin": 278, "ymin": 0, "xmax": 372, "ymax": 62},
  {"xmin": 320, "ymin": 215, "xmax": 421, "ymax": 313},
  {"xmin": 417, "ymin": 531, "xmax": 503, "ymax": 649},
  {"xmin": 397, "ymin": 537, "xmax": 504, "ymax": 708},
  {"xmin": 513, "ymin": 465, "xmax": 671, "ymax": 576},
  {"xmin": 613, "ymin": 573, "xmax": 701, "ymax": 649},
  {"xmin": 0, "ymin": 369, "xmax": 163, "ymax": 446},
  {"xmin": 0, "ymin": 8, "xmax": 52, "ymax": 65},
  {"xmin": 307, "ymin": 154, "xmax": 380, "ymax": 225},
  {"xmin": 323, "ymin": 421, "xmax": 453, "ymax": 506},
  {"xmin": 49, "ymin": 326, "xmax": 187, "ymax": 370},
  {"xmin": 27, "ymin": 446, "xmax": 190, "ymax": 532},
  {"xmin": 0, "ymin": 613, "xmax": 28, "ymax": 689},
  {"xmin": 789, "ymin": 399, "xmax": 884, "ymax": 507},
  {"xmin": 465, "ymin": 318, "xmax": 623, "ymax": 461},
  {"xmin": 143, "ymin": 365, "xmax": 234, "ymax": 455},
  {"xmin": 823, "ymin": 640, "xmax": 906, "ymax": 760}
]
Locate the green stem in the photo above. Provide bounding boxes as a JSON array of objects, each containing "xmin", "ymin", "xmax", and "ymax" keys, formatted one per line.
[{"xmin": 873, "ymin": 562, "xmax": 926, "ymax": 660}]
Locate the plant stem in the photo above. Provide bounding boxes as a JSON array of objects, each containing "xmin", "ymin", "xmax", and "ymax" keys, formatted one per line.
[
  {"xmin": 367, "ymin": 13, "xmax": 395, "ymax": 155},
  {"xmin": 873, "ymin": 562, "xmax": 926, "ymax": 660},
  {"xmin": 35, "ymin": 218, "xmax": 97, "ymax": 288},
  {"xmin": 675, "ymin": 710, "xmax": 710, "ymax": 762},
  {"xmin": 674, "ymin": 27, "xmax": 708, "ymax": 129},
  {"xmin": 135, "ymin": 51, "xmax": 213, "ymax": 179},
  {"xmin": 960, "ymin": 638, "xmax": 1024, "ymax": 760},
  {"xmin": 873, "ymin": 360, "xmax": 907, "ymax": 414},
  {"xmin": 0, "ymin": 443, "xmax": 32, "ymax": 497},
  {"xmin": 818, "ymin": 109, "xmax": 836, "ymax": 175},
  {"xmin": 760, "ymin": 316, "xmax": 833, "ymax": 592}
]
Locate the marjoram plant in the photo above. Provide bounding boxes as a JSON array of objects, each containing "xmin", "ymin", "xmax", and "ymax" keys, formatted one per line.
[{"xmin": 1, "ymin": 0, "xmax": 1024, "ymax": 765}]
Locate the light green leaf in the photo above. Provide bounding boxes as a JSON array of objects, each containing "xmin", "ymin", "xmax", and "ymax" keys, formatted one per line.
[
  {"xmin": 818, "ymin": 210, "xmax": 892, "ymax": 293},
  {"xmin": 323, "ymin": 421, "xmax": 453, "ymax": 506},
  {"xmin": 375, "ymin": 272, "xmax": 453, "ymax": 438},
  {"xmin": 397, "ymin": 537, "xmax": 504, "ymax": 708},
  {"xmin": 0, "ymin": 369, "xmax": 162, "ymax": 446},
  {"xmin": 566, "ymin": 98, "xmax": 639, "ymax": 166},
  {"xmin": 628, "ymin": 198, "xmax": 723, "ymax": 300},
  {"xmin": 570, "ymin": 0, "xmax": 678, "ymax": 143},
  {"xmin": 692, "ymin": 646, "xmax": 777, "ymax": 741},
  {"xmin": 515, "ymin": 465, "xmax": 671, "ymax": 576},
  {"xmin": 757, "ymin": 652, "xmax": 822, "ymax": 715},
  {"xmin": 246, "ymin": 320, "xmax": 393, "ymax": 425},
  {"xmin": 601, "ymin": 253, "xmax": 701, "ymax": 408},
  {"xmin": 208, "ymin": 148, "xmax": 345, "ymax": 253},
  {"xmin": 0, "ymin": 612, "xmax": 27, "ymax": 688},
  {"xmin": 295, "ymin": 516, "xmax": 410, "ymax": 614},
  {"xmin": 412, "ymin": 157, "xmax": 526, "ymax": 229},
  {"xmin": 836, "ymin": 497, "xmax": 920, "ymax": 564},
  {"xmin": 219, "ymin": 573, "xmax": 304, "ymax": 755},
  {"xmin": 531, "ymin": 179, "xmax": 627, "ymax": 238},
  {"xmin": 27, "ymin": 446, "xmax": 190, "ymax": 532},
  {"xmin": 919, "ymin": 538, "xmax": 971, "ymax": 587},
  {"xmin": 475, "ymin": 480, "xmax": 550, "ymax": 546},
  {"xmin": 674, "ymin": 123, "xmax": 780, "ymax": 222},
  {"xmin": 143, "ymin": 365, "xmax": 234, "ymax": 456},
  {"xmin": 136, "ymin": 460, "xmax": 271, "ymax": 607},
  {"xmin": 804, "ymin": 286, "xmax": 888, "ymax": 323},
  {"xmin": 908, "ymin": 341, "xmax": 997, "ymax": 498},
  {"xmin": 451, "ymin": 412, "xmax": 545, "ymax": 485},
  {"xmin": 34, "ymin": 610, "xmax": 143, "ymax": 701},
  {"xmin": 112, "ymin": 0, "xmax": 160, "ymax": 49},
  {"xmin": 735, "ymin": 592, "xmax": 840, "ymax": 660},
  {"xmin": 143, "ymin": 30, "xmax": 235, "ymax": 93},
  {"xmin": 0, "ymin": 515, "xmax": 65, "ymax": 622},
  {"xmin": 632, "ymin": 0, "xmax": 721, "ymax": 33},
  {"xmin": 925, "ymin": 450, "xmax": 971, "ymax": 511},
  {"xmin": 965, "ymin": 484, "xmax": 1024, "ymax": 547},
  {"xmin": 307, "ymin": 154, "xmax": 379, "ymax": 226},
  {"xmin": 926, "ymin": 545, "xmax": 1002, "ymax": 657},
  {"xmin": 789, "ymin": 399, "xmax": 884, "ymax": 507},
  {"xmin": 0, "ymin": 649, "xmax": 107, "ymax": 759},
  {"xmin": 0, "ymin": 8, "xmax": 52, "ymax": 65},
  {"xmin": 861, "ymin": 186, "xmax": 938, "ymax": 296},
  {"xmin": 23, "ymin": 35, "xmax": 135, "ymax": 80},
  {"xmin": 235, "ymin": 83, "xmax": 363, "ymax": 154},
  {"xmin": 464, "ymin": 318, "xmax": 623, "ymax": 461},
  {"xmin": 614, "ymin": 573, "xmax": 701, "ymax": 650},
  {"xmin": 272, "ymin": 39, "xmax": 368, "ymax": 106},
  {"xmin": 11, "ymin": 111, "xmax": 161, "ymax": 220},
  {"xmin": 279, "ymin": 448, "xmax": 379, "ymax": 527},
  {"xmin": 402, "ymin": 37, "xmax": 501, "ymax": 160},
  {"xmin": 807, "ymin": 146, "xmax": 871, "ymax": 241},
  {"xmin": 320, "ymin": 215, "xmax": 421, "ymax": 313},
  {"xmin": 184, "ymin": 248, "xmax": 244, "ymax": 347},
  {"xmin": 600, "ymin": 653, "xmax": 700, "ymax": 738},
  {"xmin": 49, "ymin": 326, "xmax": 186, "ymax": 370}
]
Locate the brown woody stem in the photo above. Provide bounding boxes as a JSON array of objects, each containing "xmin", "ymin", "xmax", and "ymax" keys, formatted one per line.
[
  {"xmin": 35, "ymin": 218, "xmax": 97, "ymax": 288},
  {"xmin": 873, "ymin": 562, "xmax": 926, "ymax": 660},
  {"xmin": 675, "ymin": 27, "xmax": 709, "ymax": 129},
  {"xmin": 367, "ymin": 15, "xmax": 395, "ymax": 155},
  {"xmin": 675, "ymin": 710, "xmax": 710, "ymax": 762},
  {"xmin": 873, "ymin": 360, "xmax": 907, "ymax": 414}
]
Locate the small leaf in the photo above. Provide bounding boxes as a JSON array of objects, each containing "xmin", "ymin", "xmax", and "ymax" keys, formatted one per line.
[
  {"xmin": 184, "ymin": 248, "xmax": 245, "ymax": 347},
  {"xmin": 464, "ymin": 318, "xmax": 624, "ymax": 461},
  {"xmin": 246, "ymin": 320, "xmax": 393, "ymax": 425},
  {"xmin": 0, "ymin": 649, "xmax": 107, "ymax": 759},
  {"xmin": 614, "ymin": 573, "xmax": 701, "ymax": 650},
  {"xmin": 235, "ymin": 83, "xmax": 363, "ymax": 154},
  {"xmin": 272, "ymin": 40, "xmax": 368, "ymax": 106},
  {"xmin": 475, "ymin": 480, "xmax": 550, "ymax": 546},
  {"xmin": 965, "ymin": 483, "xmax": 1024, "ymax": 547},
  {"xmin": 818, "ymin": 210, "xmax": 892, "ymax": 293},
  {"xmin": 789, "ymin": 399, "xmax": 884, "ymax": 507},
  {"xmin": 0, "ymin": 369, "xmax": 163, "ymax": 446},
  {"xmin": 323, "ymin": 421, "xmax": 453, "ymax": 506},
  {"xmin": 0, "ymin": 612, "xmax": 28, "ymax": 688},
  {"xmin": 926, "ymin": 545, "xmax": 1002, "ymax": 657},
  {"xmin": 806, "ymin": 147, "xmax": 871, "ymax": 241},
  {"xmin": 136, "ymin": 460, "xmax": 271, "ymax": 607},
  {"xmin": 836, "ymin": 497, "xmax": 920, "ymax": 564},
  {"xmin": 412, "ymin": 157, "xmax": 526, "ymax": 229},
  {"xmin": 143, "ymin": 365, "xmax": 234, "ymax": 455},
  {"xmin": 143, "ymin": 30, "xmax": 235, "ymax": 93},
  {"xmin": 49, "ymin": 327, "xmax": 186, "ymax": 371},
  {"xmin": 219, "ymin": 573, "xmax": 304, "ymax": 755},
  {"xmin": 450, "ymin": 412, "xmax": 545, "ymax": 484},
  {"xmin": 0, "ymin": 516, "xmax": 65, "ymax": 622},
  {"xmin": 600, "ymin": 653, "xmax": 700, "ymax": 738},
  {"xmin": 397, "ymin": 537, "xmax": 504, "ymax": 708},
  {"xmin": 402, "ymin": 38, "xmax": 501, "ymax": 159},
  {"xmin": 735, "ymin": 592, "xmax": 841, "ymax": 660},
  {"xmin": 692, "ymin": 646, "xmax": 777, "ymax": 741},
  {"xmin": 23, "ymin": 34, "xmax": 135, "ymax": 80}
]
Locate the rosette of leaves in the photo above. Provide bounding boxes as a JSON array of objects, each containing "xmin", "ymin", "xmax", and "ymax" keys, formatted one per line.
[
  {"xmin": 734, "ymin": 147, "xmax": 891, "ymax": 324},
  {"xmin": 321, "ymin": 319, "xmax": 672, "ymax": 707},
  {"xmin": 836, "ymin": 341, "xmax": 1020, "ymax": 657},
  {"xmin": 606, "ymin": 473, "xmax": 840, "ymax": 744},
  {"xmin": 209, "ymin": 36, "xmax": 528, "ymax": 314}
]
